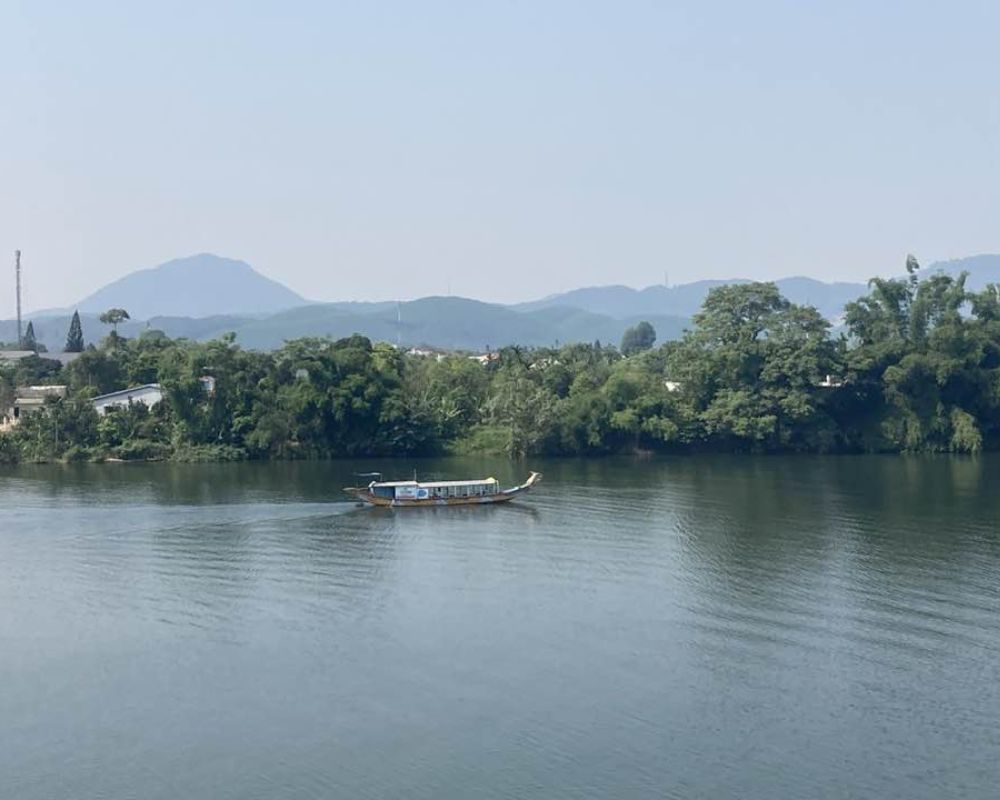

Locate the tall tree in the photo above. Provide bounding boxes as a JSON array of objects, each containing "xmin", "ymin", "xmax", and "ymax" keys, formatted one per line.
[
  {"xmin": 65, "ymin": 311, "xmax": 85, "ymax": 353},
  {"xmin": 22, "ymin": 322, "xmax": 37, "ymax": 352}
]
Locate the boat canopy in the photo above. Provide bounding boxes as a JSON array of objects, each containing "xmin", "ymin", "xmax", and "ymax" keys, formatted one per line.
[{"xmin": 372, "ymin": 478, "xmax": 498, "ymax": 488}]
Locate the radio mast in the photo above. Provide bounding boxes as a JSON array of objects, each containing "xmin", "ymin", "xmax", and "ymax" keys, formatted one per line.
[{"xmin": 15, "ymin": 250, "xmax": 22, "ymax": 347}]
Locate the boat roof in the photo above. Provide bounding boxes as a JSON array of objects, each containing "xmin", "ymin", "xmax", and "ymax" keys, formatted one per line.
[{"xmin": 373, "ymin": 478, "xmax": 498, "ymax": 488}]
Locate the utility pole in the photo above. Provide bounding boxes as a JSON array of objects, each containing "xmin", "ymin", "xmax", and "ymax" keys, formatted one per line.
[{"xmin": 15, "ymin": 250, "xmax": 22, "ymax": 347}]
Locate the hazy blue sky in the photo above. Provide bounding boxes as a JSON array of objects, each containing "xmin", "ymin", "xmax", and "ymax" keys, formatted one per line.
[{"xmin": 2, "ymin": 1, "xmax": 999, "ymax": 315}]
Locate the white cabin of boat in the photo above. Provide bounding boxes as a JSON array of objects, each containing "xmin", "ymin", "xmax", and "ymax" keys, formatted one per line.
[{"xmin": 368, "ymin": 478, "xmax": 500, "ymax": 501}]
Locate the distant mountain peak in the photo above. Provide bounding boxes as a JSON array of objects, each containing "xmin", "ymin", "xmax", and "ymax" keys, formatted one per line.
[{"xmin": 73, "ymin": 253, "xmax": 308, "ymax": 319}]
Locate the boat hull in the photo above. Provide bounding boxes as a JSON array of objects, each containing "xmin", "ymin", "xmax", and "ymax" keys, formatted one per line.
[{"xmin": 345, "ymin": 491, "xmax": 520, "ymax": 508}]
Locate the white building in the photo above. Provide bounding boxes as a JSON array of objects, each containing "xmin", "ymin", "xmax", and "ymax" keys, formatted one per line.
[
  {"xmin": 92, "ymin": 384, "xmax": 164, "ymax": 416},
  {"xmin": 0, "ymin": 385, "xmax": 68, "ymax": 431},
  {"xmin": 407, "ymin": 347, "xmax": 447, "ymax": 361},
  {"xmin": 91, "ymin": 377, "xmax": 214, "ymax": 416}
]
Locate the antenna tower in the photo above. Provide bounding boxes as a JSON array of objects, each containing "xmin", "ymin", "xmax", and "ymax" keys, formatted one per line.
[{"xmin": 15, "ymin": 250, "xmax": 22, "ymax": 346}]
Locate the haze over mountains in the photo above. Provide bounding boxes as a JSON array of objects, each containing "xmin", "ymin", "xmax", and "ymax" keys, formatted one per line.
[{"xmin": 6, "ymin": 253, "xmax": 1000, "ymax": 353}]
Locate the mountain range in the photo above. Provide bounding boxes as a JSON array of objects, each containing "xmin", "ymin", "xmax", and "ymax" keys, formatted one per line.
[
  {"xmin": 518, "ymin": 255, "xmax": 1000, "ymax": 320},
  {"xmin": 516, "ymin": 277, "xmax": 868, "ymax": 321},
  {"xmin": 5, "ymin": 253, "xmax": 1000, "ymax": 353}
]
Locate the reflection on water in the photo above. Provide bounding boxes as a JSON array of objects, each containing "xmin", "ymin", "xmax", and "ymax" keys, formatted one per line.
[{"xmin": 1, "ymin": 456, "xmax": 999, "ymax": 799}]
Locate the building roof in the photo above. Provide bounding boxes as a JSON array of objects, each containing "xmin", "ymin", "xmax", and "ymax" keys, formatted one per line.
[
  {"xmin": 92, "ymin": 383, "xmax": 163, "ymax": 403},
  {"xmin": 17, "ymin": 385, "xmax": 68, "ymax": 399},
  {"xmin": 44, "ymin": 352, "xmax": 84, "ymax": 366},
  {"xmin": 0, "ymin": 351, "xmax": 82, "ymax": 366},
  {"xmin": 0, "ymin": 350, "xmax": 37, "ymax": 362},
  {"xmin": 13, "ymin": 397, "xmax": 49, "ymax": 408}
]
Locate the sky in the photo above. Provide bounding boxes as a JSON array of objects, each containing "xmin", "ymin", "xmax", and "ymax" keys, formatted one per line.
[{"xmin": 1, "ymin": 0, "xmax": 999, "ymax": 315}]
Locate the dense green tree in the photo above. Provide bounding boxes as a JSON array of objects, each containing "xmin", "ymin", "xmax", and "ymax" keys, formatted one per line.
[
  {"xmin": 838, "ymin": 257, "xmax": 1000, "ymax": 452},
  {"xmin": 8, "ymin": 396, "xmax": 100, "ymax": 462},
  {"xmin": 402, "ymin": 354, "xmax": 489, "ymax": 444},
  {"xmin": 65, "ymin": 349, "xmax": 124, "ymax": 395},
  {"xmin": 12, "ymin": 355, "xmax": 64, "ymax": 387},
  {"xmin": 0, "ymin": 366, "xmax": 15, "ymax": 415},
  {"xmin": 620, "ymin": 321, "xmax": 657, "ymax": 356},
  {"xmin": 668, "ymin": 283, "xmax": 839, "ymax": 450},
  {"xmin": 485, "ymin": 357, "xmax": 557, "ymax": 457}
]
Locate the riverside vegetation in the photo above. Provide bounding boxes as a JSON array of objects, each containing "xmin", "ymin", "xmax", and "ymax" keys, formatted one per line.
[{"xmin": 3, "ymin": 259, "xmax": 1000, "ymax": 463}]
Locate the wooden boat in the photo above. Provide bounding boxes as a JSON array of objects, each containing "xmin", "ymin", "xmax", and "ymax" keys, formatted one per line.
[{"xmin": 344, "ymin": 471, "xmax": 542, "ymax": 508}]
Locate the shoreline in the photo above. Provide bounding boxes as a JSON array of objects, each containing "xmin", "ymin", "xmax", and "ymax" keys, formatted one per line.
[{"xmin": 1, "ymin": 447, "xmax": 989, "ymax": 468}]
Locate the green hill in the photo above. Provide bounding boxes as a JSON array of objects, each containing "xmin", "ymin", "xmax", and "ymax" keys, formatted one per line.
[{"xmin": 225, "ymin": 297, "xmax": 688, "ymax": 350}]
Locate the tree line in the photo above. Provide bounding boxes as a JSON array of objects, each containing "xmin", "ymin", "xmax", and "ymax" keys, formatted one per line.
[
  {"xmin": 2, "ymin": 259, "xmax": 999, "ymax": 463},
  {"xmin": 1, "ymin": 308, "xmax": 130, "ymax": 354}
]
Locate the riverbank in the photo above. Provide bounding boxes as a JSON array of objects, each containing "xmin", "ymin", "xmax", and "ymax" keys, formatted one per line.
[{"xmin": 5, "ymin": 268, "xmax": 1000, "ymax": 463}]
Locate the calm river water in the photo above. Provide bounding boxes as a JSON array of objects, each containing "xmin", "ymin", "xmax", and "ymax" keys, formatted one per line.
[{"xmin": 1, "ymin": 456, "xmax": 999, "ymax": 798}]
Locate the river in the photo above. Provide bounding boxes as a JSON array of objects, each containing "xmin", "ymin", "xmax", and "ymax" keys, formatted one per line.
[{"xmin": 1, "ymin": 456, "xmax": 998, "ymax": 798}]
